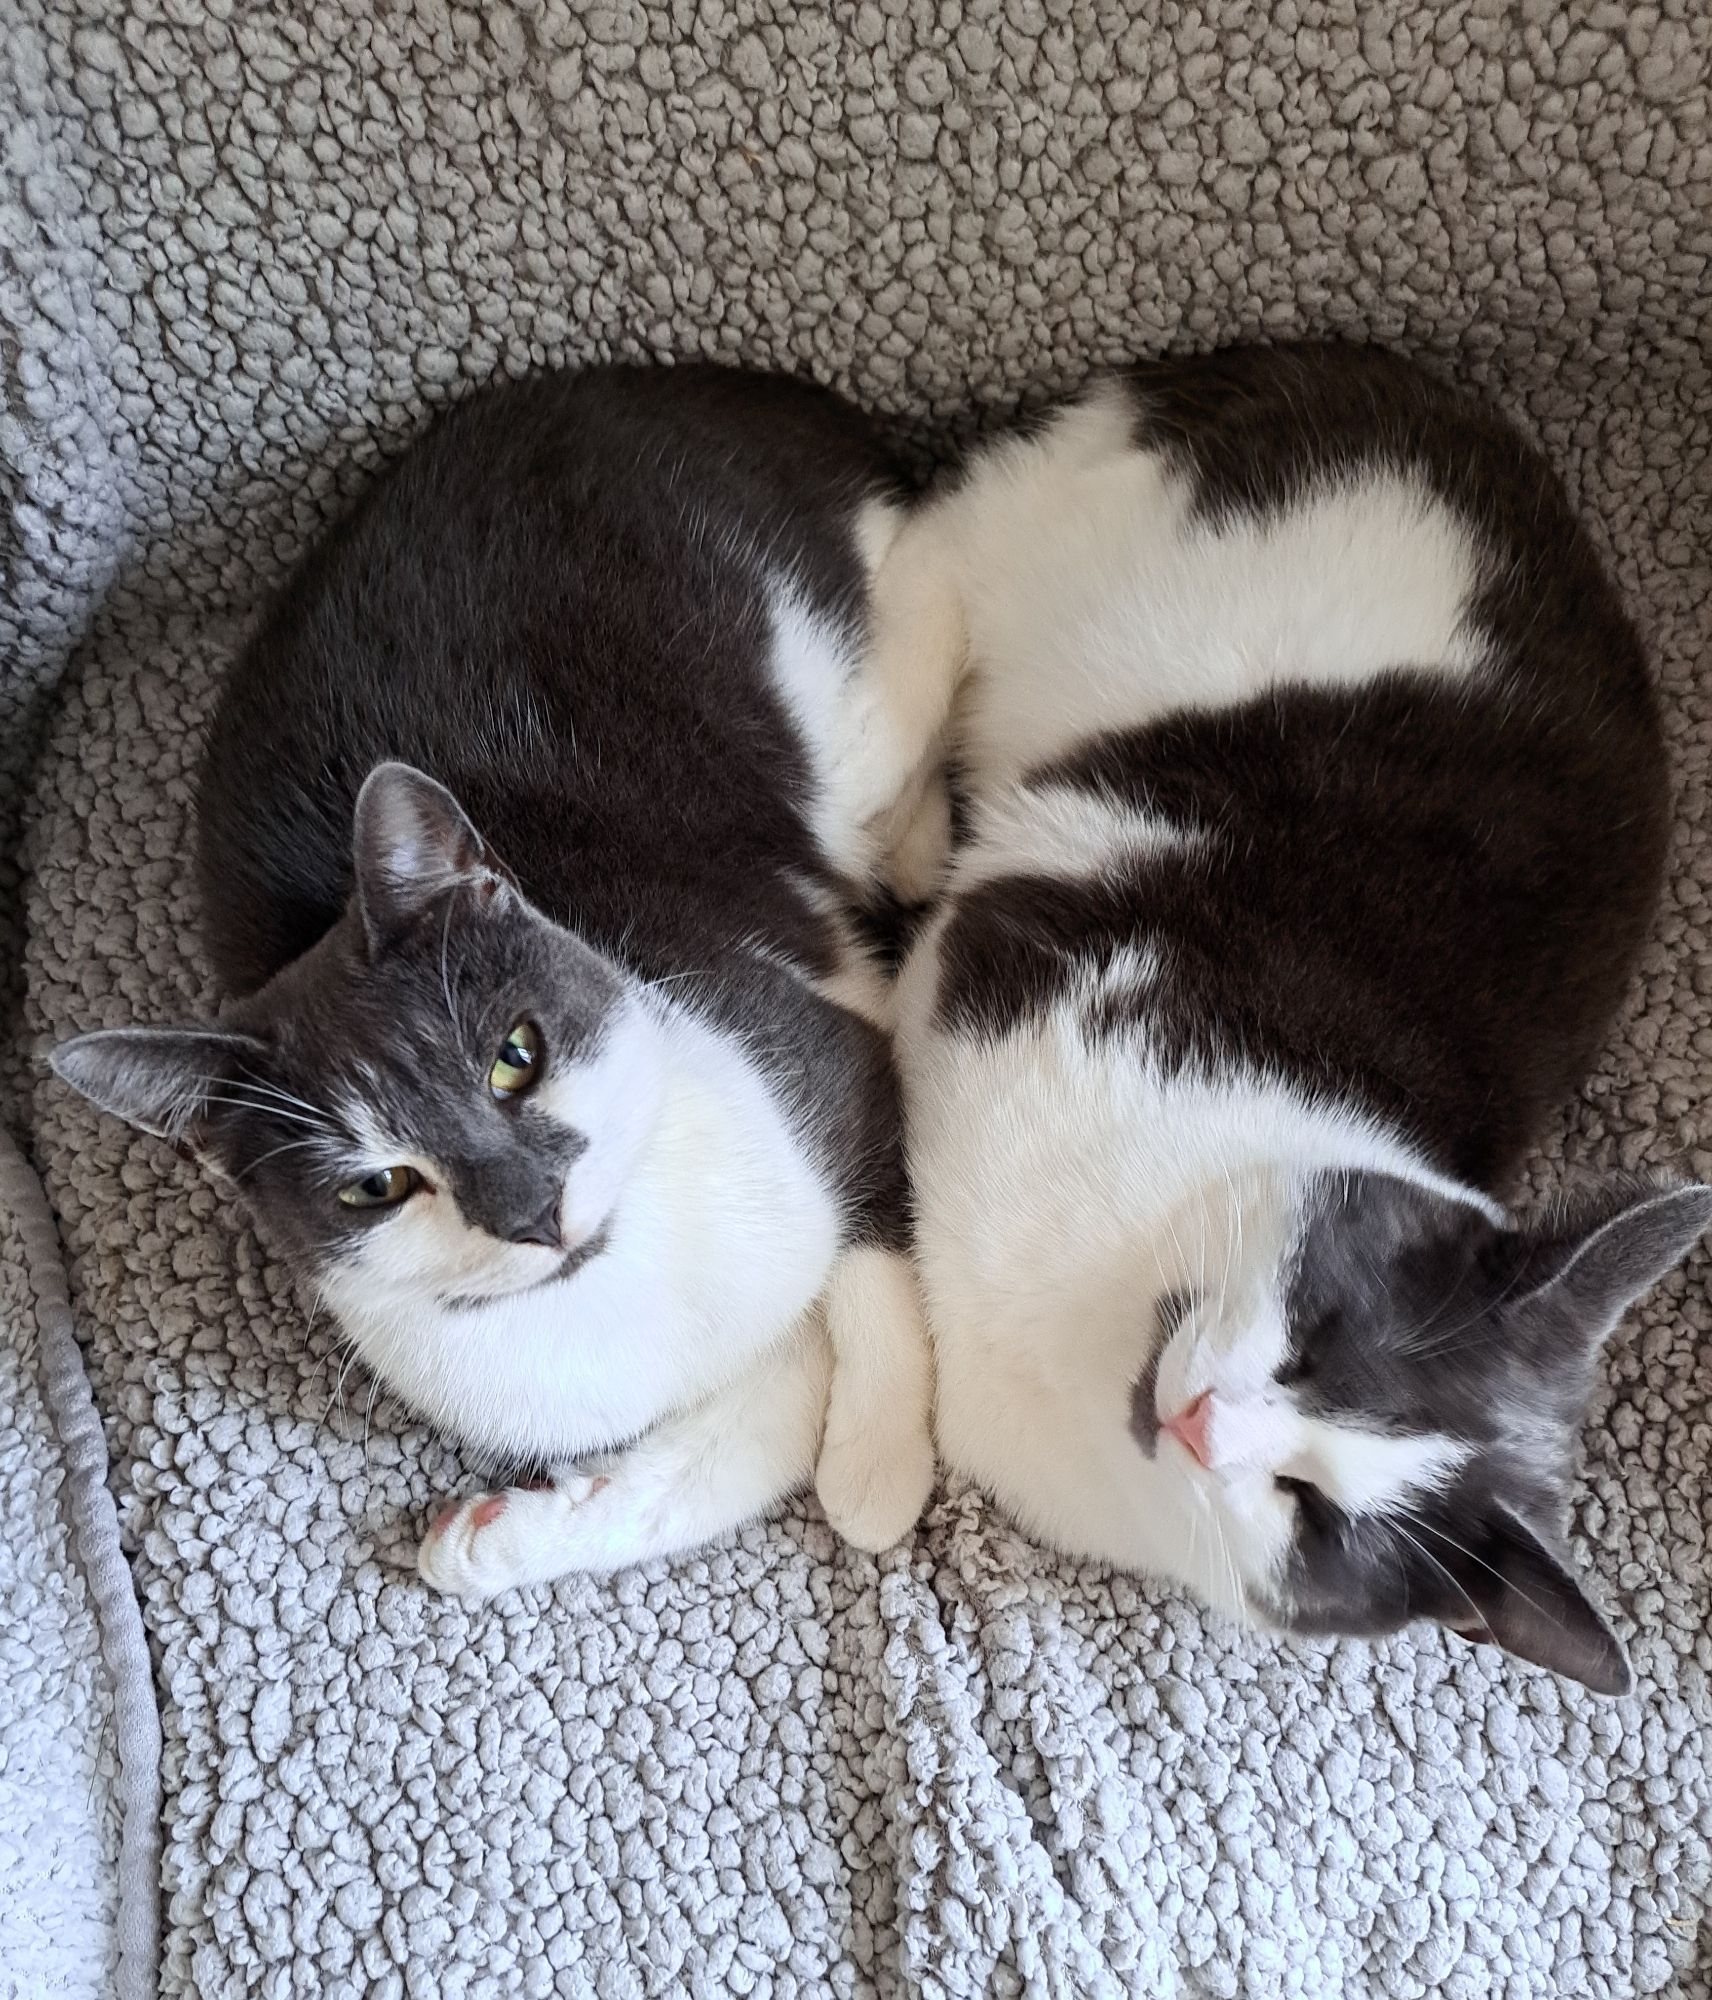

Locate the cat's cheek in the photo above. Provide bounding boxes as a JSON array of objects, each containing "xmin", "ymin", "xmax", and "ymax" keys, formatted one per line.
[
  {"xmin": 558, "ymin": 1156, "xmax": 626, "ymax": 1252},
  {"xmin": 329, "ymin": 1194, "xmax": 487, "ymax": 1305},
  {"xmin": 1189, "ymin": 1476, "xmax": 1299, "ymax": 1617},
  {"xmin": 534, "ymin": 1006, "xmax": 666, "ymax": 1202}
]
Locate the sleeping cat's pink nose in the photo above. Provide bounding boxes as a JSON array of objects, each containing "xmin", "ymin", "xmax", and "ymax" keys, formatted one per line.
[{"xmin": 1162, "ymin": 1390, "xmax": 1214, "ymax": 1469}]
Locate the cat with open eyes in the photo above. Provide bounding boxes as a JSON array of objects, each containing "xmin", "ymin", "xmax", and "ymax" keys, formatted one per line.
[
  {"xmin": 869, "ymin": 343, "xmax": 1709, "ymax": 1693},
  {"xmin": 52, "ymin": 363, "xmax": 939, "ymax": 1593}
]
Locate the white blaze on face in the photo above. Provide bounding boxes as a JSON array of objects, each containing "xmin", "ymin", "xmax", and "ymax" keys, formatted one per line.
[{"xmin": 1282, "ymin": 1423, "xmax": 1469, "ymax": 1516}]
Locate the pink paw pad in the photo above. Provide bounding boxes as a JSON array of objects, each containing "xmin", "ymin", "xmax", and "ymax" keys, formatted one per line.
[
  {"xmin": 427, "ymin": 1503, "xmax": 462, "ymax": 1540},
  {"xmin": 470, "ymin": 1495, "xmax": 508, "ymax": 1529}
]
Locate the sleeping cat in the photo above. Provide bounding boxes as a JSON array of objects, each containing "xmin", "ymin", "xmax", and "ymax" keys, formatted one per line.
[
  {"xmin": 870, "ymin": 343, "xmax": 1709, "ymax": 1693},
  {"xmin": 52, "ymin": 363, "xmax": 939, "ymax": 1596}
]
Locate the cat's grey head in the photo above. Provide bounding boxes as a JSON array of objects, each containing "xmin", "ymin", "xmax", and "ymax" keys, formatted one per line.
[
  {"xmin": 51, "ymin": 763, "xmax": 663, "ymax": 1317},
  {"xmin": 1136, "ymin": 1169, "xmax": 1711, "ymax": 1694}
]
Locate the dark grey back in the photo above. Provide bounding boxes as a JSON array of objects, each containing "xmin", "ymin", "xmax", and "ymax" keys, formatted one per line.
[
  {"xmin": 191, "ymin": 362, "xmax": 914, "ymax": 1248},
  {"xmin": 935, "ymin": 344, "xmax": 1670, "ymax": 1194}
]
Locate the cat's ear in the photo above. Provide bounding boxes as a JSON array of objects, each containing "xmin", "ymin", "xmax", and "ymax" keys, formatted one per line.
[
  {"xmin": 49, "ymin": 1026, "xmax": 265, "ymax": 1143},
  {"xmin": 1438, "ymin": 1507, "xmax": 1632, "ymax": 1696},
  {"xmin": 1507, "ymin": 1179, "xmax": 1712, "ymax": 1358},
  {"xmin": 352, "ymin": 762, "xmax": 489, "ymax": 952}
]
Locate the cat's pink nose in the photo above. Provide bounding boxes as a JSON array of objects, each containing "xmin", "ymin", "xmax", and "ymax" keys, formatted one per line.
[{"xmin": 1162, "ymin": 1390, "xmax": 1214, "ymax": 1469}]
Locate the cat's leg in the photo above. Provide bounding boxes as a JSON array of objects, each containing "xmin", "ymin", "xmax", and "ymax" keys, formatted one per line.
[
  {"xmin": 418, "ymin": 1321, "xmax": 831, "ymax": 1599},
  {"xmin": 851, "ymin": 496, "xmax": 969, "ymax": 902},
  {"xmin": 881, "ymin": 760, "xmax": 957, "ymax": 908},
  {"xmin": 812, "ymin": 1241, "xmax": 937, "ymax": 1553}
]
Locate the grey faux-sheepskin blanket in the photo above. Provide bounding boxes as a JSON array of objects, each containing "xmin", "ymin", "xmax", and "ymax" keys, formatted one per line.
[{"xmin": 3, "ymin": 2, "xmax": 1710, "ymax": 1995}]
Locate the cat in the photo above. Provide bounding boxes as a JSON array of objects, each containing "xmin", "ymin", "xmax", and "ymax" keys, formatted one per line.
[
  {"xmin": 866, "ymin": 342, "xmax": 1710, "ymax": 1694},
  {"xmin": 52, "ymin": 361, "xmax": 942, "ymax": 1597}
]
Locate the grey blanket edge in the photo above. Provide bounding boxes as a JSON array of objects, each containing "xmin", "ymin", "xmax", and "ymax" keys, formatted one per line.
[{"xmin": 0, "ymin": 1126, "xmax": 163, "ymax": 2000}]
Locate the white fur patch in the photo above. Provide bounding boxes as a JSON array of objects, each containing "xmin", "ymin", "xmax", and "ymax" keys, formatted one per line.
[
  {"xmin": 1083, "ymin": 943, "xmax": 1162, "ymax": 1010},
  {"xmin": 322, "ymin": 984, "xmax": 844, "ymax": 1466},
  {"xmin": 762, "ymin": 550, "xmax": 935, "ymax": 882},
  {"xmin": 955, "ymin": 781, "xmax": 1201, "ymax": 894},
  {"xmin": 1284, "ymin": 1423, "xmax": 1468, "ymax": 1516},
  {"xmin": 899, "ymin": 973, "xmax": 1498, "ymax": 1622},
  {"xmin": 916, "ymin": 380, "xmax": 1491, "ymax": 803}
]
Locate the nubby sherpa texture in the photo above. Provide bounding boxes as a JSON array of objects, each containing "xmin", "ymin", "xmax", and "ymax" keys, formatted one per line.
[
  {"xmin": 0, "ymin": 1134, "xmax": 129, "ymax": 2000},
  {"xmin": 3, "ymin": 0, "xmax": 1711, "ymax": 1995}
]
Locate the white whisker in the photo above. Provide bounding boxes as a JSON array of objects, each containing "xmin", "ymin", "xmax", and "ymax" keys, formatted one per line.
[
  {"xmin": 201, "ymin": 1092, "xmax": 331, "ymax": 1133},
  {"xmin": 1397, "ymin": 1508, "xmax": 1562, "ymax": 1630},
  {"xmin": 439, "ymin": 896, "xmax": 461, "ymax": 1035},
  {"xmin": 232, "ymin": 1136, "xmax": 327, "ymax": 1184},
  {"xmin": 1387, "ymin": 1514, "xmax": 1479, "ymax": 1622}
]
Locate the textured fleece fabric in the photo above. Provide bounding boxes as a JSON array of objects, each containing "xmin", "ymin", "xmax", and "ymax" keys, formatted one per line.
[
  {"xmin": 3, "ymin": 0, "xmax": 1711, "ymax": 1995},
  {"xmin": 0, "ymin": 1131, "xmax": 129, "ymax": 2000}
]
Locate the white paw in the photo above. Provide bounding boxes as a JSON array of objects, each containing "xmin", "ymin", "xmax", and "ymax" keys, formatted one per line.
[
  {"xmin": 416, "ymin": 1472, "xmax": 606, "ymax": 1600},
  {"xmin": 814, "ymin": 1419, "xmax": 935, "ymax": 1555}
]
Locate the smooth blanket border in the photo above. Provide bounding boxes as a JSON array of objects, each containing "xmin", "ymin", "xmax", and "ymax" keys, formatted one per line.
[{"xmin": 0, "ymin": 1126, "xmax": 162, "ymax": 2000}]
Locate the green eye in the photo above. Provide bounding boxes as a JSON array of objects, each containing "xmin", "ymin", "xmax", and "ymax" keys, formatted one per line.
[
  {"xmin": 489, "ymin": 1019, "xmax": 542, "ymax": 1100},
  {"xmin": 337, "ymin": 1165, "xmax": 422, "ymax": 1209}
]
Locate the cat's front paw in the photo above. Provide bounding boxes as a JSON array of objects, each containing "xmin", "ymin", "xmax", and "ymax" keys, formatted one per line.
[
  {"xmin": 814, "ymin": 1419, "xmax": 934, "ymax": 1555},
  {"xmin": 417, "ymin": 1472, "xmax": 607, "ymax": 1600}
]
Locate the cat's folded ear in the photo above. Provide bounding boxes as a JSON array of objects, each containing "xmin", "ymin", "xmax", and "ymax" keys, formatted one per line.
[
  {"xmin": 49, "ymin": 1026, "xmax": 266, "ymax": 1144},
  {"xmin": 352, "ymin": 762, "xmax": 491, "ymax": 954},
  {"xmin": 1507, "ymin": 1178, "xmax": 1712, "ymax": 1359},
  {"xmin": 1438, "ymin": 1507, "xmax": 1633, "ymax": 1697}
]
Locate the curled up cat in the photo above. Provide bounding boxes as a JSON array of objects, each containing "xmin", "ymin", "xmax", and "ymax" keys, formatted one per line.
[
  {"xmin": 52, "ymin": 364, "xmax": 939, "ymax": 1596},
  {"xmin": 871, "ymin": 343, "xmax": 1710, "ymax": 1694}
]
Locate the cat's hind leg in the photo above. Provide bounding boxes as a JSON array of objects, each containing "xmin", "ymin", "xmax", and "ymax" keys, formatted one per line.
[
  {"xmin": 418, "ymin": 1321, "xmax": 832, "ymax": 1599},
  {"xmin": 813, "ymin": 1242, "xmax": 936, "ymax": 1553},
  {"xmin": 850, "ymin": 496, "xmax": 969, "ymax": 902}
]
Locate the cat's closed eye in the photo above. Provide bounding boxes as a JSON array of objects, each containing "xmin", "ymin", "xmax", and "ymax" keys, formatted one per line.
[
  {"xmin": 1274, "ymin": 1475, "xmax": 1332, "ymax": 1530},
  {"xmin": 489, "ymin": 1019, "xmax": 542, "ymax": 1101},
  {"xmin": 1277, "ymin": 1310, "xmax": 1341, "ymax": 1388},
  {"xmin": 338, "ymin": 1165, "xmax": 423, "ymax": 1209}
]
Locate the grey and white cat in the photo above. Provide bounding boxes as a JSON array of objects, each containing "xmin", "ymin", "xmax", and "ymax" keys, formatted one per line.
[
  {"xmin": 871, "ymin": 344, "xmax": 1709, "ymax": 1693},
  {"xmin": 52, "ymin": 363, "xmax": 940, "ymax": 1595}
]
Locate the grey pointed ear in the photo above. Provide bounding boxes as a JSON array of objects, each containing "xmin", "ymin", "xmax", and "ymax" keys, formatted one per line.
[
  {"xmin": 1512, "ymin": 1180, "xmax": 1712, "ymax": 1352},
  {"xmin": 49, "ymin": 1027, "xmax": 265, "ymax": 1143},
  {"xmin": 1439, "ymin": 1507, "xmax": 1632, "ymax": 1696},
  {"xmin": 351, "ymin": 762, "xmax": 489, "ymax": 952}
]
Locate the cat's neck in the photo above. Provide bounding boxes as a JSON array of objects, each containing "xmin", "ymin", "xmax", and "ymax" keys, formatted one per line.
[{"xmin": 641, "ymin": 991, "xmax": 842, "ymax": 1255}]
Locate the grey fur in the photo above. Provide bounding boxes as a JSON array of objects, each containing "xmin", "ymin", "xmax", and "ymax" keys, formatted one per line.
[
  {"xmin": 1266, "ymin": 1172, "xmax": 1712, "ymax": 1691},
  {"xmin": 54, "ymin": 771, "xmax": 620, "ymax": 1279},
  {"xmin": 10, "ymin": 0, "xmax": 1712, "ymax": 1993}
]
